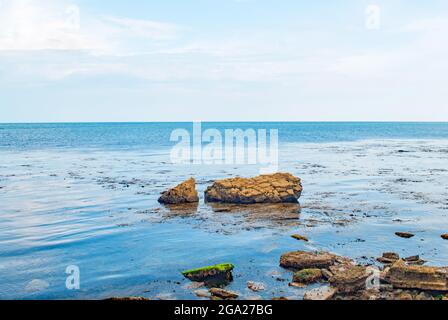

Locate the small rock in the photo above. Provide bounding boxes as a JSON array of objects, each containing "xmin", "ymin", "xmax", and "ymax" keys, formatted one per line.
[
  {"xmin": 288, "ymin": 282, "xmax": 305, "ymax": 288},
  {"xmin": 194, "ymin": 289, "xmax": 211, "ymax": 298},
  {"xmin": 182, "ymin": 282, "xmax": 205, "ymax": 290},
  {"xmin": 303, "ymin": 286, "xmax": 337, "ymax": 301},
  {"xmin": 441, "ymin": 234, "xmax": 448, "ymax": 240},
  {"xmin": 291, "ymin": 234, "xmax": 309, "ymax": 242},
  {"xmin": 292, "ymin": 269, "xmax": 323, "ymax": 284},
  {"xmin": 247, "ymin": 281, "xmax": 265, "ymax": 292},
  {"xmin": 272, "ymin": 297, "xmax": 289, "ymax": 300},
  {"xmin": 181, "ymin": 263, "xmax": 234, "ymax": 287},
  {"xmin": 377, "ymin": 252, "xmax": 400, "ymax": 264},
  {"xmin": 395, "ymin": 232, "xmax": 415, "ymax": 239},
  {"xmin": 280, "ymin": 251, "xmax": 337, "ymax": 270},
  {"xmin": 106, "ymin": 297, "xmax": 150, "ymax": 301},
  {"xmin": 158, "ymin": 178, "xmax": 199, "ymax": 204},
  {"xmin": 209, "ymin": 288, "xmax": 239, "ymax": 299},
  {"xmin": 397, "ymin": 292, "xmax": 413, "ymax": 300}
]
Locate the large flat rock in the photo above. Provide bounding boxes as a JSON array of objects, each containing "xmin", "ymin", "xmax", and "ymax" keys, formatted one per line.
[
  {"xmin": 386, "ymin": 260, "xmax": 448, "ymax": 291},
  {"xmin": 280, "ymin": 251, "xmax": 337, "ymax": 270},
  {"xmin": 205, "ymin": 173, "xmax": 302, "ymax": 204}
]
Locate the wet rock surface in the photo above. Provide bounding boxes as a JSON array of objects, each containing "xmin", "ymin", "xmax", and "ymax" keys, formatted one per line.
[
  {"xmin": 205, "ymin": 173, "xmax": 302, "ymax": 204},
  {"xmin": 328, "ymin": 264, "xmax": 370, "ymax": 293},
  {"xmin": 182, "ymin": 263, "xmax": 234, "ymax": 287},
  {"xmin": 279, "ymin": 251, "xmax": 337, "ymax": 270},
  {"xmin": 209, "ymin": 288, "xmax": 239, "ymax": 300},
  {"xmin": 158, "ymin": 178, "xmax": 199, "ymax": 204},
  {"xmin": 395, "ymin": 232, "xmax": 415, "ymax": 239},
  {"xmin": 385, "ymin": 260, "xmax": 448, "ymax": 291}
]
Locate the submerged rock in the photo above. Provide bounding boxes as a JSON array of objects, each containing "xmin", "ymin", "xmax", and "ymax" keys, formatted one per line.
[
  {"xmin": 291, "ymin": 234, "xmax": 309, "ymax": 242},
  {"xmin": 328, "ymin": 264, "xmax": 370, "ymax": 293},
  {"xmin": 292, "ymin": 268, "xmax": 323, "ymax": 284},
  {"xmin": 279, "ymin": 251, "xmax": 337, "ymax": 270},
  {"xmin": 247, "ymin": 281, "xmax": 266, "ymax": 292},
  {"xmin": 395, "ymin": 232, "xmax": 415, "ymax": 239},
  {"xmin": 386, "ymin": 260, "xmax": 448, "ymax": 291},
  {"xmin": 158, "ymin": 178, "xmax": 199, "ymax": 204},
  {"xmin": 205, "ymin": 173, "xmax": 302, "ymax": 204},
  {"xmin": 303, "ymin": 286, "xmax": 337, "ymax": 301},
  {"xmin": 106, "ymin": 297, "xmax": 150, "ymax": 301},
  {"xmin": 209, "ymin": 288, "xmax": 239, "ymax": 299},
  {"xmin": 181, "ymin": 263, "xmax": 234, "ymax": 287}
]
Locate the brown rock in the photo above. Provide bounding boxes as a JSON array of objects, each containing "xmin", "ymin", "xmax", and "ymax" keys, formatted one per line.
[
  {"xmin": 386, "ymin": 260, "xmax": 448, "ymax": 291},
  {"xmin": 279, "ymin": 251, "xmax": 337, "ymax": 270},
  {"xmin": 209, "ymin": 288, "xmax": 239, "ymax": 299},
  {"xmin": 158, "ymin": 178, "xmax": 199, "ymax": 204},
  {"xmin": 105, "ymin": 297, "xmax": 150, "ymax": 301},
  {"xmin": 247, "ymin": 281, "xmax": 265, "ymax": 292},
  {"xmin": 328, "ymin": 264, "xmax": 370, "ymax": 293},
  {"xmin": 441, "ymin": 234, "xmax": 448, "ymax": 240},
  {"xmin": 205, "ymin": 173, "xmax": 302, "ymax": 204},
  {"xmin": 395, "ymin": 232, "xmax": 415, "ymax": 239},
  {"xmin": 291, "ymin": 234, "xmax": 309, "ymax": 242},
  {"xmin": 377, "ymin": 252, "xmax": 400, "ymax": 264},
  {"xmin": 303, "ymin": 286, "xmax": 337, "ymax": 301}
]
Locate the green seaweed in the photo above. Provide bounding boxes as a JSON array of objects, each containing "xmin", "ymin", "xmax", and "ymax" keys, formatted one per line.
[{"xmin": 181, "ymin": 263, "xmax": 234, "ymax": 276}]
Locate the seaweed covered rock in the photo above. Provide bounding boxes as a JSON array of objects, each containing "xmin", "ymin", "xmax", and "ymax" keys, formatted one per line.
[
  {"xmin": 205, "ymin": 173, "xmax": 302, "ymax": 204},
  {"xmin": 158, "ymin": 178, "xmax": 199, "ymax": 204},
  {"xmin": 292, "ymin": 268, "xmax": 323, "ymax": 284},
  {"xmin": 181, "ymin": 263, "xmax": 234, "ymax": 287},
  {"xmin": 385, "ymin": 260, "xmax": 448, "ymax": 291},
  {"xmin": 280, "ymin": 251, "xmax": 337, "ymax": 270}
]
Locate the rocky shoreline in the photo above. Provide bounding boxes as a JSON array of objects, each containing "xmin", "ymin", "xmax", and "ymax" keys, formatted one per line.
[{"xmin": 139, "ymin": 174, "xmax": 448, "ymax": 300}]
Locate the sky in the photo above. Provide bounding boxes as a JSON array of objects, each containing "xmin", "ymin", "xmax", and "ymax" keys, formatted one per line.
[{"xmin": 0, "ymin": 0, "xmax": 447, "ymax": 122}]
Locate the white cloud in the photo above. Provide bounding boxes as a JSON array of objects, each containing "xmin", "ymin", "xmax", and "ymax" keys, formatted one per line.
[{"xmin": 0, "ymin": 0, "xmax": 180, "ymax": 52}]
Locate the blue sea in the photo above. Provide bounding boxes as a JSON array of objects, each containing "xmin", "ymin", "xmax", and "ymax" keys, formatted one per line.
[{"xmin": 0, "ymin": 122, "xmax": 448, "ymax": 299}]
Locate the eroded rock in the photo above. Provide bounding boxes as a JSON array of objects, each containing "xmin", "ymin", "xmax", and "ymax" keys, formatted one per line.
[
  {"xmin": 328, "ymin": 264, "xmax": 370, "ymax": 293},
  {"xmin": 209, "ymin": 288, "xmax": 239, "ymax": 299},
  {"xmin": 386, "ymin": 260, "xmax": 448, "ymax": 291},
  {"xmin": 279, "ymin": 251, "xmax": 337, "ymax": 270},
  {"xmin": 205, "ymin": 173, "xmax": 302, "ymax": 204},
  {"xmin": 158, "ymin": 178, "xmax": 199, "ymax": 204}
]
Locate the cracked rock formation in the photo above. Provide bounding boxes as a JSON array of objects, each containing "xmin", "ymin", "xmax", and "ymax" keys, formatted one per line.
[{"xmin": 205, "ymin": 173, "xmax": 302, "ymax": 204}]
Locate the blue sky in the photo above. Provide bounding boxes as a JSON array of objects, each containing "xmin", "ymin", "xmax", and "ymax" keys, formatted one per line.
[{"xmin": 0, "ymin": 0, "xmax": 447, "ymax": 122}]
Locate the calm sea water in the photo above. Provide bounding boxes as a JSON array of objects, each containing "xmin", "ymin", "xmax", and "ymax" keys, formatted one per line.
[{"xmin": 0, "ymin": 122, "xmax": 447, "ymax": 300}]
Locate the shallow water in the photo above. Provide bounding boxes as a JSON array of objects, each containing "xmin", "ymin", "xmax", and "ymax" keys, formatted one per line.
[{"xmin": 0, "ymin": 123, "xmax": 447, "ymax": 299}]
